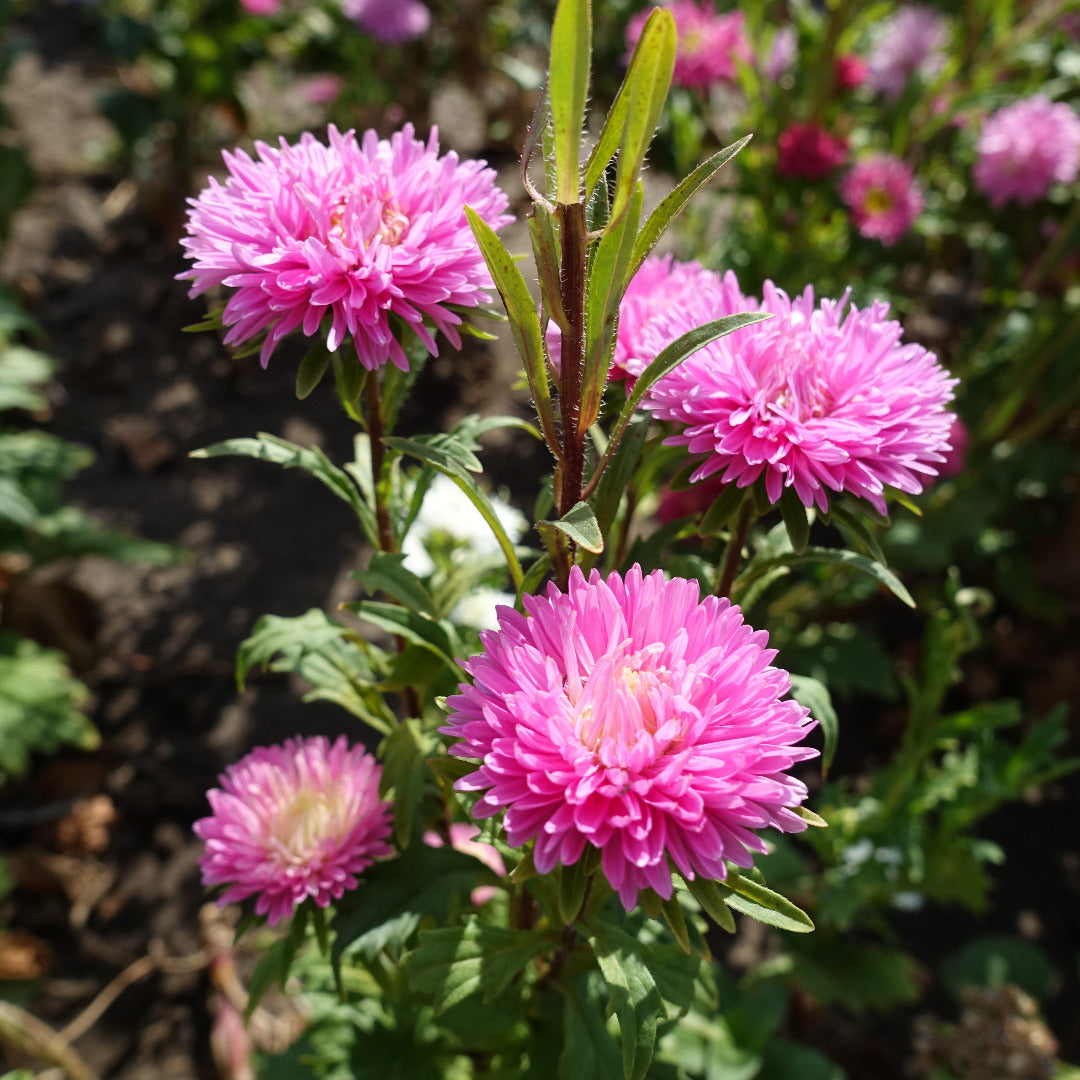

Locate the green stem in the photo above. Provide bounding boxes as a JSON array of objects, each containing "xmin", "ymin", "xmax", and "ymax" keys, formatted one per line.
[
  {"xmin": 715, "ymin": 498, "xmax": 754, "ymax": 599},
  {"xmin": 365, "ymin": 374, "xmax": 395, "ymax": 554}
]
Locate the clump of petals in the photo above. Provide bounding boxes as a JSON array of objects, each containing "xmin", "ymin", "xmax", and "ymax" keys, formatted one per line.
[
  {"xmin": 866, "ymin": 5, "xmax": 948, "ymax": 100},
  {"xmin": 626, "ymin": 2, "xmax": 751, "ymax": 91},
  {"xmin": 194, "ymin": 736, "xmax": 393, "ymax": 925},
  {"xmin": 179, "ymin": 124, "xmax": 511, "ymax": 371},
  {"xmin": 840, "ymin": 153, "xmax": 924, "ymax": 245},
  {"xmin": 646, "ymin": 278, "xmax": 957, "ymax": 515},
  {"xmin": 442, "ymin": 566, "xmax": 817, "ymax": 911},
  {"xmin": 973, "ymin": 96, "xmax": 1080, "ymax": 208},
  {"xmin": 777, "ymin": 122, "xmax": 848, "ymax": 180},
  {"xmin": 833, "ymin": 53, "xmax": 868, "ymax": 91},
  {"xmin": 342, "ymin": 0, "xmax": 430, "ymax": 42}
]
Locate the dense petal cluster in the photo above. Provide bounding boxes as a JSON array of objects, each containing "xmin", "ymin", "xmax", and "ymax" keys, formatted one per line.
[
  {"xmin": 833, "ymin": 52, "xmax": 868, "ymax": 91},
  {"xmin": 646, "ymin": 278, "xmax": 957, "ymax": 514},
  {"xmin": 342, "ymin": 0, "xmax": 430, "ymax": 42},
  {"xmin": 626, "ymin": 2, "xmax": 751, "ymax": 91},
  {"xmin": 840, "ymin": 153, "xmax": 924, "ymax": 244},
  {"xmin": 973, "ymin": 96, "xmax": 1080, "ymax": 207},
  {"xmin": 179, "ymin": 124, "xmax": 511, "ymax": 371},
  {"xmin": 442, "ymin": 566, "xmax": 817, "ymax": 910},
  {"xmin": 764, "ymin": 26, "xmax": 797, "ymax": 82},
  {"xmin": 866, "ymin": 5, "xmax": 947, "ymax": 99},
  {"xmin": 195, "ymin": 736, "xmax": 393, "ymax": 925},
  {"xmin": 777, "ymin": 122, "xmax": 848, "ymax": 179}
]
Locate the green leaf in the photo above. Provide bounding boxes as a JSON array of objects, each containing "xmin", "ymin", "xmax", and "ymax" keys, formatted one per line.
[
  {"xmin": 786, "ymin": 942, "xmax": 920, "ymax": 1012},
  {"xmin": 529, "ymin": 203, "xmax": 569, "ymax": 333},
  {"xmin": 561, "ymin": 970, "xmax": 625, "ymax": 1080},
  {"xmin": 718, "ymin": 869, "xmax": 814, "ymax": 933},
  {"xmin": 332, "ymin": 350, "xmax": 366, "ymax": 405},
  {"xmin": 549, "ymin": 0, "xmax": 591, "ymax": 205},
  {"xmin": 245, "ymin": 935, "xmax": 299, "ymax": 1021},
  {"xmin": 558, "ymin": 859, "xmax": 590, "ymax": 924},
  {"xmin": 380, "ymin": 720, "xmax": 434, "ymax": 848},
  {"xmin": 538, "ymin": 500, "xmax": 604, "ymax": 554},
  {"xmin": 758, "ymin": 1039, "xmax": 846, "ymax": 1080},
  {"xmin": 778, "ymin": 487, "xmax": 810, "ymax": 554},
  {"xmin": 699, "ymin": 483, "xmax": 748, "ymax": 538},
  {"xmin": 295, "ymin": 342, "xmax": 331, "ymax": 399},
  {"xmin": 684, "ymin": 877, "xmax": 736, "ymax": 934},
  {"xmin": 352, "ymin": 551, "xmax": 437, "ymax": 615},
  {"xmin": 940, "ymin": 935, "xmax": 1054, "ymax": 1002},
  {"xmin": 406, "ymin": 920, "xmax": 556, "ymax": 1011},
  {"xmin": 629, "ymin": 136, "xmax": 751, "ymax": 272},
  {"xmin": 385, "ymin": 435, "xmax": 525, "ymax": 591},
  {"xmin": 592, "ymin": 414, "xmax": 650, "ymax": 539},
  {"xmin": 464, "ymin": 206, "xmax": 559, "ymax": 455},
  {"xmin": 585, "ymin": 918, "xmax": 665, "ymax": 1080},
  {"xmin": 788, "ymin": 674, "xmax": 838, "ymax": 775},
  {"xmin": 343, "ymin": 599, "xmax": 464, "ymax": 676},
  {"xmin": 426, "ymin": 755, "xmax": 478, "ymax": 784},
  {"xmin": 609, "ymin": 8, "xmax": 676, "ymax": 229}
]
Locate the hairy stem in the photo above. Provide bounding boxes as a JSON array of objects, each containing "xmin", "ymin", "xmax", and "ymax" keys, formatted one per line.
[{"xmin": 716, "ymin": 497, "xmax": 754, "ymax": 599}]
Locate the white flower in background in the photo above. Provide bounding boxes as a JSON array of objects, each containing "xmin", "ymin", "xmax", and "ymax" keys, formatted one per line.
[
  {"xmin": 452, "ymin": 588, "xmax": 518, "ymax": 631},
  {"xmin": 401, "ymin": 474, "xmax": 527, "ymax": 577}
]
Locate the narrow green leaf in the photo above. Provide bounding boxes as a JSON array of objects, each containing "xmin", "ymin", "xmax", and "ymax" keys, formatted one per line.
[
  {"xmin": 558, "ymin": 859, "xmax": 590, "ymax": 924},
  {"xmin": 343, "ymin": 599, "xmax": 463, "ymax": 674},
  {"xmin": 585, "ymin": 919, "xmax": 664, "ymax": 1080},
  {"xmin": 245, "ymin": 937, "xmax": 297, "ymax": 1021},
  {"xmin": 561, "ymin": 970, "xmax": 625, "ymax": 1080},
  {"xmin": 698, "ymin": 483, "xmax": 748, "ymax": 538},
  {"xmin": 352, "ymin": 551, "xmax": 437, "ymax": 615},
  {"xmin": 825, "ymin": 502, "xmax": 888, "ymax": 565},
  {"xmin": 778, "ymin": 486, "xmax": 810, "ymax": 554},
  {"xmin": 719, "ymin": 869, "xmax": 814, "ymax": 933},
  {"xmin": 538, "ymin": 500, "xmax": 604, "ymax": 554},
  {"xmin": 789, "ymin": 673, "xmax": 838, "ymax": 775},
  {"xmin": 794, "ymin": 805, "xmax": 828, "ymax": 828},
  {"xmin": 381, "ymin": 719, "xmax": 434, "ymax": 848},
  {"xmin": 549, "ymin": 0, "xmax": 591, "ymax": 204},
  {"xmin": 592, "ymin": 413, "xmax": 650, "ymax": 538},
  {"xmin": 659, "ymin": 894, "xmax": 691, "ymax": 953},
  {"xmin": 684, "ymin": 877, "xmax": 736, "ymax": 934},
  {"xmin": 464, "ymin": 206, "xmax": 559, "ymax": 454},
  {"xmin": 295, "ymin": 343, "xmax": 330, "ymax": 399},
  {"xmin": 518, "ymin": 552, "xmax": 554, "ymax": 602},
  {"xmin": 529, "ymin": 203, "xmax": 570, "ymax": 333},
  {"xmin": 333, "ymin": 350, "xmax": 366, "ymax": 405},
  {"xmin": 426, "ymin": 755, "xmax": 479, "ymax": 784},
  {"xmin": 608, "ymin": 8, "xmax": 676, "ymax": 229},
  {"xmin": 630, "ymin": 136, "xmax": 751, "ymax": 272}
]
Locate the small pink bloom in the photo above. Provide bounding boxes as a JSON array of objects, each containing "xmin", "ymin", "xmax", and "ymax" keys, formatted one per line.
[
  {"xmin": 646, "ymin": 277, "xmax": 957, "ymax": 515},
  {"xmin": 179, "ymin": 124, "xmax": 511, "ymax": 371},
  {"xmin": 777, "ymin": 122, "xmax": 848, "ymax": 180},
  {"xmin": 833, "ymin": 53, "xmax": 868, "ymax": 91},
  {"xmin": 300, "ymin": 74, "xmax": 344, "ymax": 106},
  {"xmin": 443, "ymin": 566, "xmax": 816, "ymax": 911},
  {"xmin": 764, "ymin": 26, "xmax": 797, "ymax": 82},
  {"xmin": 341, "ymin": 0, "xmax": 430, "ymax": 42},
  {"xmin": 973, "ymin": 95, "xmax": 1080, "ymax": 208},
  {"xmin": 840, "ymin": 153, "xmax": 924, "ymax": 245},
  {"xmin": 937, "ymin": 417, "xmax": 968, "ymax": 479},
  {"xmin": 867, "ymin": 5, "xmax": 948, "ymax": 100},
  {"xmin": 424, "ymin": 823, "xmax": 506, "ymax": 905},
  {"xmin": 194, "ymin": 736, "xmax": 393, "ymax": 926},
  {"xmin": 656, "ymin": 475, "xmax": 729, "ymax": 523},
  {"xmin": 239, "ymin": 0, "xmax": 280, "ymax": 13},
  {"xmin": 625, "ymin": 2, "xmax": 751, "ymax": 91}
]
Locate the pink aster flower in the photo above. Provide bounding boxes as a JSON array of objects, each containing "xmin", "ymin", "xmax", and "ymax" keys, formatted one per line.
[
  {"xmin": 646, "ymin": 277, "xmax": 957, "ymax": 514},
  {"xmin": 833, "ymin": 53, "xmax": 868, "ymax": 91},
  {"xmin": 341, "ymin": 0, "xmax": 430, "ymax": 43},
  {"xmin": 866, "ymin": 5, "xmax": 948, "ymax": 100},
  {"xmin": 194, "ymin": 735, "xmax": 393, "ymax": 926},
  {"xmin": 937, "ymin": 417, "xmax": 968, "ymax": 479},
  {"xmin": 179, "ymin": 124, "xmax": 511, "ymax": 371},
  {"xmin": 442, "ymin": 566, "xmax": 816, "ymax": 911},
  {"xmin": 840, "ymin": 153, "xmax": 924, "ymax": 245},
  {"xmin": 625, "ymin": 2, "xmax": 751, "ymax": 91},
  {"xmin": 239, "ymin": 0, "xmax": 280, "ymax": 14},
  {"xmin": 547, "ymin": 255, "xmax": 730, "ymax": 383},
  {"xmin": 764, "ymin": 25, "xmax": 798, "ymax": 82},
  {"xmin": 777, "ymin": 122, "xmax": 848, "ymax": 180},
  {"xmin": 973, "ymin": 95, "xmax": 1080, "ymax": 208}
]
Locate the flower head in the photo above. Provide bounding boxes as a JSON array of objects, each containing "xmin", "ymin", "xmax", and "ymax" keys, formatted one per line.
[
  {"xmin": 973, "ymin": 95, "xmax": 1080, "ymax": 208},
  {"xmin": 866, "ymin": 5, "xmax": 948, "ymax": 100},
  {"xmin": 840, "ymin": 153, "xmax": 924, "ymax": 244},
  {"xmin": 937, "ymin": 417, "xmax": 968, "ymax": 479},
  {"xmin": 646, "ymin": 277, "xmax": 957, "ymax": 514},
  {"xmin": 777, "ymin": 122, "xmax": 848, "ymax": 180},
  {"xmin": 764, "ymin": 25, "xmax": 798, "ymax": 82},
  {"xmin": 442, "ymin": 566, "xmax": 816, "ymax": 910},
  {"xmin": 342, "ymin": 0, "xmax": 430, "ymax": 42},
  {"xmin": 833, "ymin": 53, "xmax": 868, "ymax": 91},
  {"xmin": 194, "ymin": 736, "xmax": 393, "ymax": 925},
  {"xmin": 626, "ymin": 2, "xmax": 751, "ymax": 91},
  {"xmin": 179, "ymin": 124, "xmax": 511, "ymax": 371}
]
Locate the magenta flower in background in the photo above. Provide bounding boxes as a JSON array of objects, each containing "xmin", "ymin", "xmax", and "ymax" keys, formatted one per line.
[
  {"xmin": 239, "ymin": 0, "xmax": 280, "ymax": 14},
  {"xmin": 937, "ymin": 417, "xmax": 969, "ymax": 479},
  {"xmin": 776, "ymin": 122, "xmax": 848, "ymax": 179},
  {"xmin": 299, "ymin": 74, "xmax": 344, "ymax": 106},
  {"xmin": 973, "ymin": 95, "xmax": 1080, "ymax": 208},
  {"xmin": 442, "ymin": 566, "xmax": 816, "ymax": 910},
  {"xmin": 179, "ymin": 124, "xmax": 511, "ymax": 371},
  {"xmin": 423, "ymin": 823, "xmax": 506, "ymax": 905},
  {"xmin": 342, "ymin": 0, "xmax": 430, "ymax": 42},
  {"xmin": 866, "ymin": 5, "xmax": 947, "ymax": 100},
  {"xmin": 764, "ymin": 25, "xmax": 798, "ymax": 82},
  {"xmin": 840, "ymin": 153, "xmax": 924, "ymax": 245},
  {"xmin": 646, "ymin": 278, "xmax": 957, "ymax": 514},
  {"xmin": 833, "ymin": 53, "xmax": 868, "ymax": 91},
  {"xmin": 625, "ymin": 2, "xmax": 751, "ymax": 91},
  {"xmin": 194, "ymin": 735, "xmax": 393, "ymax": 925}
]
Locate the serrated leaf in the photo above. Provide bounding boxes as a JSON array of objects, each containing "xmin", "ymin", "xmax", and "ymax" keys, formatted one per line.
[
  {"xmin": 549, "ymin": 0, "xmax": 591, "ymax": 205},
  {"xmin": 352, "ymin": 551, "xmax": 437, "ymax": 615},
  {"xmin": 406, "ymin": 920, "xmax": 556, "ymax": 1011},
  {"xmin": 585, "ymin": 918, "xmax": 665, "ymax": 1080},
  {"xmin": 343, "ymin": 600, "xmax": 464, "ymax": 676},
  {"xmin": 788, "ymin": 674, "xmax": 838, "ymax": 775},
  {"xmin": 538, "ymin": 499, "xmax": 604, "ymax": 554},
  {"xmin": 718, "ymin": 869, "xmax": 814, "ymax": 933}
]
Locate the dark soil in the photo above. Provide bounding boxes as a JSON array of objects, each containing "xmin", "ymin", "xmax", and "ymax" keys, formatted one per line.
[{"xmin": 0, "ymin": 5, "xmax": 1077, "ymax": 1079}]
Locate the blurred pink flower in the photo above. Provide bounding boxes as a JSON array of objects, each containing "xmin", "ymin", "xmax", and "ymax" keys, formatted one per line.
[
  {"xmin": 866, "ymin": 5, "xmax": 947, "ymax": 100},
  {"xmin": 547, "ymin": 254, "xmax": 730, "ymax": 383},
  {"xmin": 239, "ymin": 0, "xmax": 280, "ymax": 14},
  {"xmin": 342, "ymin": 0, "xmax": 430, "ymax": 42},
  {"xmin": 840, "ymin": 153, "xmax": 924, "ymax": 245},
  {"xmin": 423, "ymin": 823, "xmax": 506, "ymax": 905},
  {"xmin": 194, "ymin": 736, "xmax": 393, "ymax": 926},
  {"xmin": 937, "ymin": 417, "xmax": 969, "ymax": 479},
  {"xmin": 442, "ymin": 566, "xmax": 816, "ymax": 910},
  {"xmin": 625, "ymin": 2, "xmax": 751, "ymax": 91},
  {"xmin": 300, "ymin": 74, "xmax": 344, "ymax": 105},
  {"xmin": 655, "ymin": 474, "xmax": 729, "ymax": 523},
  {"xmin": 180, "ymin": 124, "xmax": 511, "ymax": 371},
  {"xmin": 764, "ymin": 25, "xmax": 797, "ymax": 82},
  {"xmin": 973, "ymin": 95, "xmax": 1080, "ymax": 208},
  {"xmin": 833, "ymin": 52, "xmax": 868, "ymax": 91},
  {"xmin": 646, "ymin": 277, "xmax": 957, "ymax": 514},
  {"xmin": 777, "ymin": 122, "xmax": 848, "ymax": 179}
]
